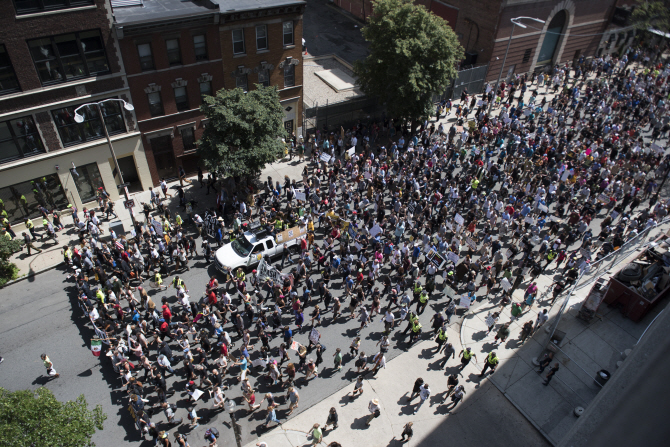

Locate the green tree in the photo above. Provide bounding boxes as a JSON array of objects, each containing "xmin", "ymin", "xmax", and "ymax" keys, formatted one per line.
[
  {"xmin": 0, "ymin": 236, "xmax": 21, "ymax": 287},
  {"xmin": 0, "ymin": 387, "xmax": 106, "ymax": 446},
  {"xmin": 197, "ymin": 85, "xmax": 287, "ymax": 179},
  {"xmin": 354, "ymin": 0, "xmax": 463, "ymax": 129},
  {"xmin": 632, "ymin": 1, "xmax": 670, "ymax": 33}
]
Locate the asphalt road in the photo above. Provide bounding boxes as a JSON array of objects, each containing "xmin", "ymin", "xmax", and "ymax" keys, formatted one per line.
[{"xmin": 0, "ymin": 106, "xmax": 666, "ymax": 447}]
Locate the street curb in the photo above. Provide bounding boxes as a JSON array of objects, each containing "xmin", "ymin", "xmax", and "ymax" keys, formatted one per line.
[{"xmin": 1, "ymin": 261, "xmax": 62, "ymax": 288}]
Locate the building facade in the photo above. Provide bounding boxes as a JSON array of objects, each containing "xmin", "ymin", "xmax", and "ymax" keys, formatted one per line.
[
  {"xmin": 112, "ymin": 0, "xmax": 305, "ymax": 186},
  {"xmin": 334, "ymin": 0, "xmax": 629, "ymax": 81},
  {"xmin": 0, "ymin": 0, "xmax": 150, "ymax": 228}
]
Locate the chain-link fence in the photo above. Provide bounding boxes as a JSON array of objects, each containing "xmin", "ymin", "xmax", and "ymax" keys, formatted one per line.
[{"xmin": 303, "ymin": 96, "xmax": 384, "ymax": 134}]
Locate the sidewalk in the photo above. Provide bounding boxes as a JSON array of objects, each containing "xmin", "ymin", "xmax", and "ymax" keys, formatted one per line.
[
  {"xmin": 460, "ymin": 222, "xmax": 670, "ymax": 446},
  {"xmin": 242, "ymin": 320, "xmax": 548, "ymax": 447},
  {"xmin": 5, "ymin": 155, "xmax": 308, "ymax": 281}
]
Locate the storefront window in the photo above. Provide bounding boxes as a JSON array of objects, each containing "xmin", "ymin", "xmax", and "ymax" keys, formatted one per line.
[
  {"xmin": 0, "ymin": 174, "xmax": 67, "ymax": 224},
  {"xmin": 71, "ymin": 162, "xmax": 103, "ymax": 203}
]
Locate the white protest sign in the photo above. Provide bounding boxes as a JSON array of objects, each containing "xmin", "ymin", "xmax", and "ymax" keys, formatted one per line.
[
  {"xmin": 320, "ymin": 153, "xmax": 331, "ymax": 163},
  {"xmin": 597, "ymin": 193, "xmax": 609, "ymax": 203},
  {"xmin": 524, "ymin": 216, "xmax": 535, "ymax": 225},
  {"xmin": 294, "ymin": 190, "xmax": 306, "ymax": 201},
  {"xmin": 348, "ymin": 147, "xmax": 356, "ymax": 156},
  {"xmin": 465, "ymin": 237, "xmax": 477, "ymax": 251},
  {"xmin": 505, "ymin": 248, "xmax": 514, "ymax": 259},
  {"xmin": 364, "ymin": 172, "xmax": 371, "ymax": 179},
  {"xmin": 445, "ymin": 221, "xmax": 453, "ymax": 231},
  {"xmin": 454, "ymin": 214, "xmax": 465, "ymax": 225},
  {"xmin": 501, "ymin": 278, "xmax": 512, "ymax": 291},
  {"xmin": 369, "ymin": 224, "xmax": 382, "ymax": 237},
  {"xmin": 538, "ymin": 204, "xmax": 549, "ymax": 213},
  {"xmin": 485, "ymin": 315, "xmax": 495, "ymax": 327},
  {"xmin": 447, "ymin": 251, "xmax": 460, "ymax": 264},
  {"xmin": 459, "ymin": 294, "xmax": 471, "ymax": 308}
]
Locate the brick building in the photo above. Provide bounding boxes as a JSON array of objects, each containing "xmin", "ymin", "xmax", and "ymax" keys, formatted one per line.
[
  {"xmin": 112, "ymin": 0, "xmax": 306, "ymax": 186},
  {"xmin": 0, "ymin": 0, "xmax": 150, "ymax": 228},
  {"xmin": 334, "ymin": 0, "xmax": 629, "ymax": 81}
]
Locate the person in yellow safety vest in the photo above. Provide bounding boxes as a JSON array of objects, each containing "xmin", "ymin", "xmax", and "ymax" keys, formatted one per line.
[
  {"xmin": 417, "ymin": 291, "xmax": 429, "ymax": 315},
  {"xmin": 63, "ymin": 246, "xmax": 73, "ymax": 265},
  {"xmin": 435, "ymin": 327, "xmax": 448, "ymax": 351},
  {"xmin": 459, "ymin": 347, "xmax": 477, "ymax": 369},
  {"xmin": 410, "ymin": 320, "xmax": 423, "ymax": 344},
  {"xmin": 236, "ymin": 268, "xmax": 246, "ymax": 282},
  {"xmin": 471, "ymin": 178, "xmax": 479, "ymax": 189},
  {"xmin": 1, "ymin": 228, "xmax": 12, "ymax": 241},
  {"xmin": 412, "ymin": 282, "xmax": 423, "ymax": 303},
  {"xmin": 175, "ymin": 215, "xmax": 183, "ymax": 228},
  {"xmin": 155, "ymin": 272, "xmax": 163, "ymax": 286},
  {"xmin": 543, "ymin": 249, "xmax": 557, "ymax": 271},
  {"xmin": 162, "ymin": 219, "xmax": 172, "ymax": 234},
  {"xmin": 172, "ymin": 276, "xmax": 184, "ymax": 289},
  {"xmin": 26, "ymin": 218, "xmax": 40, "ymax": 240},
  {"xmin": 96, "ymin": 288, "xmax": 105, "ymax": 304},
  {"xmin": 274, "ymin": 218, "xmax": 283, "ymax": 232},
  {"xmin": 480, "ymin": 351, "xmax": 499, "ymax": 377},
  {"xmin": 20, "ymin": 194, "xmax": 29, "ymax": 213}
]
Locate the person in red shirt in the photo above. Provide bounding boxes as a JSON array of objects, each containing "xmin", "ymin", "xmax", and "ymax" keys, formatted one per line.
[
  {"xmin": 162, "ymin": 304, "xmax": 172, "ymax": 323},
  {"xmin": 207, "ymin": 290, "xmax": 218, "ymax": 306}
]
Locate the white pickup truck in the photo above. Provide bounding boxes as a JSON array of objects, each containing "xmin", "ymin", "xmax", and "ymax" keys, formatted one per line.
[{"xmin": 215, "ymin": 225, "xmax": 307, "ymax": 272}]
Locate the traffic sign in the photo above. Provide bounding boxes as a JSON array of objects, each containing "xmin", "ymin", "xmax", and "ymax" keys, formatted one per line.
[{"xmin": 124, "ymin": 199, "xmax": 136, "ymax": 209}]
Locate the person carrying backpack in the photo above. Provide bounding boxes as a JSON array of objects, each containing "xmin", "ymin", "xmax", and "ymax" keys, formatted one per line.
[{"xmin": 204, "ymin": 427, "xmax": 219, "ymax": 446}]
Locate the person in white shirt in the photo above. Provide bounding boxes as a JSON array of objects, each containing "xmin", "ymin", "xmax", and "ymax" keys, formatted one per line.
[{"xmin": 414, "ymin": 383, "xmax": 431, "ymax": 415}]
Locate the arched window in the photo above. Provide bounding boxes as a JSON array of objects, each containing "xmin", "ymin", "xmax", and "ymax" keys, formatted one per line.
[{"xmin": 537, "ymin": 10, "xmax": 567, "ymax": 66}]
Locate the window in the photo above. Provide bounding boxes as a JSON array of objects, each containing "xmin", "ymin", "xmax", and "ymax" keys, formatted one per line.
[
  {"xmin": 199, "ymin": 81, "xmax": 212, "ymax": 104},
  {"xmin": 71, "ymin": 162, "xmax": 103, "ymax": 203},
  {"xmin": 137, "ymin": 43, "xmax": 154, "ymax": 71},
  {"xmin": 232, "ymin": 29, "xmax": 245, "ymax": 55},
  {"xmin": 166, "ymin": 39, "xmax": 181, "ymax": 66},
  {"xmin": 258, "ymin": 69, "xmax": 270, "ymax": 87},
  {"xmin": 147, "ymin": 92, "xmax": 164, "ymax": 117},
  {"xmin": 193, "ymin": 34, "xmax": 207, "ymax": 61},
  {"xmin": 0, "ymin": 174, "xmax": 67, "ymax": 224},
  {"xmin": 522, "ymin": 49, "xmax": 532, "ymax": 63},
  {"xmin": 0, "ymin": 45, "xmax": 20, "ymax": 95},
  {"xmin": 28, "ymin": 30, "xmax": 109, "ymax": 85},
  {"xmin": 283, "ymin": 21, "xmax": 294, "ymax": 46},
  {"xmin": 236, "ymin": 74, "xmax": 248, "ymax": 92},
  {"xmin": 174, "ymin": 86, "xmax": 189, "ymax": 111},
  {"xmin": 51, "ymin": 100, "xmax": 126, "ymax": 147},
  {"xmin": 0, "ymin": 116, "xmax": 45, "ymax": 164},
  {"xmin": 256, "ymin": 25, "xmax": 268, "ymax": 50},
  {"xmin": 181, "ymin": 127, "xmax": 196, "ymax": 150},
  {"xmin": 284, "ymin": 64, "xmax": 295, "ymax": 88},
  {"xmin": 13, "ymin": 0, "xmax": 94, "ymax": 15}
]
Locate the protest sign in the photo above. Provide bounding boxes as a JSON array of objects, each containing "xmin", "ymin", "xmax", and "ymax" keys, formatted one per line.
[{"xmin": 454, "ymin": 214, "xmax": 465, "ymax": 225}]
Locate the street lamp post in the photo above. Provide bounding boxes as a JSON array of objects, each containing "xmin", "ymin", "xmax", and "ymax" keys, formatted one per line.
[
  {"xmin": 224, "ymin": 398, "xmax": 242, "ymax": 447},
  {"xmin": 74, "ymin": 99, "xmax": 137, "ymax": 230},
  {"xmin": 487, "ymin": 17, "xmax": 546, "ymax": 116}
]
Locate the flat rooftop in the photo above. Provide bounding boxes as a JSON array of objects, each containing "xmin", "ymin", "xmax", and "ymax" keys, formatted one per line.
[
  {"xmin": 113, "ymin": 0, "xmax": 306, "ymax": 26},
  {"xmin": 303, "ymin": 55, "xmax": 365, "ymax": 107}
]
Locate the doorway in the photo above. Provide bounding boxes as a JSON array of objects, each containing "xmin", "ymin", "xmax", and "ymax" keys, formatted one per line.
[
  {"xmin": 150, "ymin": 135, "xmax": 177, "ymax": 181},
  {"xmin": 116, "ymin": 156, "xmax": 143, "ymax": 193},
  {"xmin": 284, "ymin": 120, "xmax": 294, "ymax": 136},
  {"xmin": 536, "ymin": 10, "xmax": 567, "ymax": 67}
]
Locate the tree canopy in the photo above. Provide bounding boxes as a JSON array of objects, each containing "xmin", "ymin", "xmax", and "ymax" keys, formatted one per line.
[
  {"xmin": 632, "ymin": 1, "xmax": 670, "ymax": 33},
  {"xmin": 0, "ymin": 236, "xmax": 21, "ymax": 287},
  {"xmin": 354, "ymin": 0, "xmax": 463, "ymax": 125},
  {"xmin": 197, "ymin": 85, "xmax": 287, "ymax": 178},
  {"xmin": 0, "ymin": 387, "xmax": 106, "ymax": 447}
]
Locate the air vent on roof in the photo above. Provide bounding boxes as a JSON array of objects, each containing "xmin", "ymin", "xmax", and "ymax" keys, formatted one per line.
[{"xmin": 111, "ymin": 0, "xmax": 144, "ymax": 8}]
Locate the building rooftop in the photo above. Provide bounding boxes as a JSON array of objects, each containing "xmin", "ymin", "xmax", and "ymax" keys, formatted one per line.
[
  {"xmin": 112, "ymin": 0, "xmax": 306, "ymax": 26},
  {"xmin": 303, "ymin": 55, "xmax": 364, "ymax": 108}
]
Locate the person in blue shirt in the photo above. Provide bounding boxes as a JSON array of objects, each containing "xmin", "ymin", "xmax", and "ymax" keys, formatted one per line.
[
  {"xmin": 521, "ymin": 204, "xmax": 532, "ymax": 217},
  {"xmin": 283, "ymin": 326, "xmax": 293, "ymax": 344}
]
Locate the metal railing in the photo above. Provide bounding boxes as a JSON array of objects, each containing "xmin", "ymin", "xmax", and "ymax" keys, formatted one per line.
[{"xmin": 547, "ymin": 216, "xmax": 670, "ymax": 345}]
